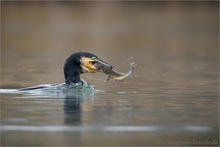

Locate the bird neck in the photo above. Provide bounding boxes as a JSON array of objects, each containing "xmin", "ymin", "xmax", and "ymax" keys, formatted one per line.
[{"xmin": 64, "ymin": 63, "xmax": 82, "ymax": 84}]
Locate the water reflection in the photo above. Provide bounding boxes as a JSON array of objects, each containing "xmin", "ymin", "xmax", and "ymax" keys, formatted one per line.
[{"xmin": 64, "ymin": 95, "xmax": 87, "ymax": 125}]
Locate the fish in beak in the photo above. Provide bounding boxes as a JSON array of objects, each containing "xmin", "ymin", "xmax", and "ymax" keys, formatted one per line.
[
  {"xmin": 94, "ymin": 60, "xmax": 136, "ymax": 82},
  {"xmin": 80, "ymin": 55, "xmax": 136, "ymax": 82}
]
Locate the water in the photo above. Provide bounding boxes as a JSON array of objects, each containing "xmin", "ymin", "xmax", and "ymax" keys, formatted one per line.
[
  {"xmin": 1, "ymin": 2, "xmax": 219, "ymax": 146},
  {"xmin": 1, "ymin": 56, "xmax": 218, "ymax": 146}
]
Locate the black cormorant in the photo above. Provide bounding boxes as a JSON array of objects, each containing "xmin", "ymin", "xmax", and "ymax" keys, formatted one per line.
[{"xmin": 19, "ymin": 52, "xmax": 111, "ymax": 91}]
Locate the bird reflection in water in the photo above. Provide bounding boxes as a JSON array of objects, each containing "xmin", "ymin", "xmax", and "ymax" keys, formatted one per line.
[
  {"xmin": 64, "ymin": 96, "xmax": 82, "ymax": 125},
  {"xmin": 63, "ymin": 90, "xmax": 94, "ymax": 125}
]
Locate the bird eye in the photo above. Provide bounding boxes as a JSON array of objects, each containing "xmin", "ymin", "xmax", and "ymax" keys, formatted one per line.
[{"xmin": 92, "ymin": 57, "xmax": 96, "ymax": 60}]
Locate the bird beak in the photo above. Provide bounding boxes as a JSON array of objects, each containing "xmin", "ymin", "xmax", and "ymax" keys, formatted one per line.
[{"xmin": 81, "ymin": 57, "xmax": 111, "ymax": 73}]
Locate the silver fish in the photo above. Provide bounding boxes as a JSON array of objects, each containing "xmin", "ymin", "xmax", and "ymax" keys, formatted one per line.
[{"xmin": 95, "ymin": 62, "xmax": 136, "ymax": 82}]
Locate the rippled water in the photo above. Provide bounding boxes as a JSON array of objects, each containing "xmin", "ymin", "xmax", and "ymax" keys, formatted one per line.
[
  {"xmin": 1, "ymin": 55, "xmax": 219, "ymax": 146},
  {"xmin": 1, "ymin": 2, "xmax": 219, "ymax": 146}
]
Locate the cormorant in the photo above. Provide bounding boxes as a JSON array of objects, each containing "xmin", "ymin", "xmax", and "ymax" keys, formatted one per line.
[{"xmin": 19, "ymin": 52, "xmax": 111, "ymax": 91}]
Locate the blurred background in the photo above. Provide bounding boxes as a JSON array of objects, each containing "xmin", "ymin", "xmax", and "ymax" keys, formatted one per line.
[
  {"xmin": 2, "ymin": 1, "xmax": 218, "ymax": 87},
  {"xmin": 1, "ymin": 1, "xmax": 219, "ymax": 146}
]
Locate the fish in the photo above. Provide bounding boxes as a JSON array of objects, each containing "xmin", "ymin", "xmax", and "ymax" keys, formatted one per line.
[{"xmin": 95, "ymin": 62, "xmax": 136, "ymax": 82}]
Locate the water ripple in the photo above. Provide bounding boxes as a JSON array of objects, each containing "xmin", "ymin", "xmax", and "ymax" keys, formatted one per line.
[{"xmin": 1, "ymin": 125, "xmax": 212, "ymax": 132}]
